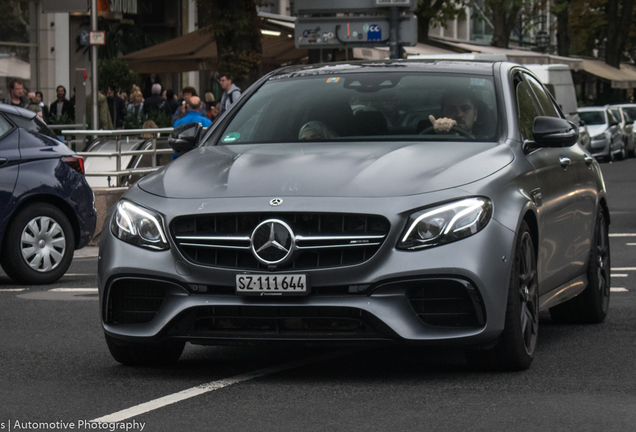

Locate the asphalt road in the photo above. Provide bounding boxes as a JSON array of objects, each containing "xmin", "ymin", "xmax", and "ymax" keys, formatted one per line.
[{"xmin": 1, "ymin": 158, "xmax": 636, "ymax": 432}]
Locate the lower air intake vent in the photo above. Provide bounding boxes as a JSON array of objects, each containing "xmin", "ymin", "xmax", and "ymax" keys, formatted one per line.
[{"xmin": 107, "ymin": 279, "xmax": 168, "ymax": 324}]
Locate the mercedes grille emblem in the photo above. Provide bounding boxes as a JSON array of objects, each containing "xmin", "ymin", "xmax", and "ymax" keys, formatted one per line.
[
  {"xmin": 250, "ymin": 219, "xmax": 295, "ymax": 265},
  {"xmin": 269, "ymin": 198, "xmax": 283, "ymax": 207}
]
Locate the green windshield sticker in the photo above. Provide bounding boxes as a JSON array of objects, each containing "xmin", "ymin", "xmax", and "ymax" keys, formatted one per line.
[{"xmin": 222, "ymin": 132, "xmax": 240, "ymax": 143}]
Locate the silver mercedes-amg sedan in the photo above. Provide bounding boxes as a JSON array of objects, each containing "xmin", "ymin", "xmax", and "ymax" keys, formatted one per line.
[{"xmin": 98, "ymin": 60, "xmax": 610, "ymax": 371}]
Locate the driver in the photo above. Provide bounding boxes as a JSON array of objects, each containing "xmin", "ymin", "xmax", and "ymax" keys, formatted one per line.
[{"xmin": 428, "ymin": 90, "xmax": 479, "ymax": 135}]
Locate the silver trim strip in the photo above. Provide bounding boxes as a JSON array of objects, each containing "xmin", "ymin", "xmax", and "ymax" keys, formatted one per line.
[
  {"xmin": 295, "ymin": 234, "xmax": 386, "ymax": 241},
  {"xmin": 176, "ymin": 235, "xmax": 251, "ymax": 242},
  {"xmin": 179, "ymin": 243, "xmax": 251, "ymax": 250},
  {"xmin": 296, "ymin": 242, "xmax": 382, "ymax": 250}
]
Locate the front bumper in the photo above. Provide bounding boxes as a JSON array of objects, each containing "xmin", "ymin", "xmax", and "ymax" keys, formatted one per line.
[
  {"xmin": 590, "ymin": 137, "xmax": 610, "ymax": 158},
  {"xmin": 98, "ymin": 194, "xmax": 516, "ymax": 348}
]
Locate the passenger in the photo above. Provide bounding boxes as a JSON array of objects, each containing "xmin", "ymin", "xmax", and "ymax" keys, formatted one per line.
[
  {"xmin": 298, "ymin": 121, "xmax": 339, "ymax": 141},
  {"xmin": 428, "ymin": 89, "xmax": 479, "ymax": 135}
]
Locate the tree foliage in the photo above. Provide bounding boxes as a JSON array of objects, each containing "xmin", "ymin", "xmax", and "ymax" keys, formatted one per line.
[
  {"xmin": 416, "ymin": 0, "xmax": 467, "ymax": 42},
  {"xmin": 196, "ymin": 0, "xmax": 263, "ymax": 89},
  {"xmin": 0, "ymin": 0, "xmax": 29, "ymax": 61},
  {"xmin": 98, "ymin": 58, "xmax": 138, "ymax": 94}
]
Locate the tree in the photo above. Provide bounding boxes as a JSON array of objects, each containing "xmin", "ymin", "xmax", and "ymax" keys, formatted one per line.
[
  {"xmin": 0, "ymin": 0, "xmax": 29, "ymax": 61},
  {"xmin": 416, "ymin": 0, "xmax": 467, "ymax": 43},
  {"xmin": 98, "ymin": 58, "xmax": 138, "ymax": 127},
  {"xmin": 605, "ymin": 0, "xmax": 634, "ymax": 67},
  {"xmin": 552, "ymin": 0, "xmax": 572, "ymax": 56},
  {"xmin": 568, "ymin": 0, "xmax": 607, "ymax": 57},
  {"xmin": 485, "ymin": 0, "xmax": 523, "ymax": 48},
  {"xmin": 197, "ymin": 0, "xmax": 263, "ymax": 90}
]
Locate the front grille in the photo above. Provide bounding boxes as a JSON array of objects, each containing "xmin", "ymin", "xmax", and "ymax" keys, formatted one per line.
[
  {"xmin": 406, "ymin": 279, "xmax": 485, "ymax": 327},
  {"xmin": 107, "ymin": 279, "xmax": 168, "ymax": 324},
  {"xmin": 171, "ymin": 212, "xmax": 390, "ymax": 270},
  {"xmin": 171, "ymin": 306, "xmax": 388, "ymax": 339}
]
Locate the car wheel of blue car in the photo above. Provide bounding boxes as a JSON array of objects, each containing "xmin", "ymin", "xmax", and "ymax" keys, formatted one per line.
[{"xmin": 1, "ymin": 203, "xmax": 75, "ymax": 284}]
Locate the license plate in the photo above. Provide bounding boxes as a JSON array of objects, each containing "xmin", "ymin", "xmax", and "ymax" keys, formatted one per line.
[{"xmin": 236, "ymin": 274, "xmax": 308, "ymax": 296}]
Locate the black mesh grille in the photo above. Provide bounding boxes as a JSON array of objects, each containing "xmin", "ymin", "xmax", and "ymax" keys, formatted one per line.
[
  {"xmin": 107, "ymin": 279, "xmax": 168, "ymax": 324},
  {"xmin": 173, "ymin": 306, "xmax": 388, "ymax": 339},
  {"xmin": 171, "ymin": 212, "xmax": 390, "ymax": 270},
  {"xmin": 406, "ymin": 279, "xmax": 485, "ymax": 327}
]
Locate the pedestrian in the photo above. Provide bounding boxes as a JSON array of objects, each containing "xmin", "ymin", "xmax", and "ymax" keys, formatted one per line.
[
  {"xmin": 1, "ymin": 78, "xmax": 29, "ymax": 108},
  {"xmin": 219, "ymin": 73, "xmax": 241, "ymax": 115},
  {"xmin": 126, "ymin": 90, "xmax": 145, "ymax": 122},
  {"xmin": 26, "ymin": 91, "xmax": 44, "ymax": 119},
  {"xmin": 86, "ymin": 90, "xmax": 114, "ymax": 130},
  {"xmin": 171, "ymin": 86, "xmax": 207, "ymax": 125},
  {"xmin": 143, "ymin": 83, "xmax": 171, "ymax": 116},
  {"xmin": 165, "ymin": 89, "xmax": 179, "ymax": 115},
  {"xmin": 49, "ymin": 85, "xmax": 75, "ymax": 122},
  {"xmin": 107, "ymin": 87, "xmax": 126, "ymax": 128},
  {"xmin": 35, "ymin": 91, "xmax": 50, "ymax": 122}
]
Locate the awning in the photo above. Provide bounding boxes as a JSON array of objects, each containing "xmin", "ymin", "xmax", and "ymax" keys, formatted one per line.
[
  {"xmin": 0, "ymin": 55, "xmax": 30, "ymax": 79},
  {"xmin": 353, "ymin": 42, "xmax": 454, "ymax": 60},
  {"xmin": 578, "ymin": 59, "xmax": 636, "ymax": 89},
  {"xmin": 123, "ymin": 24, "xmax": 307, "ymax": 74}
]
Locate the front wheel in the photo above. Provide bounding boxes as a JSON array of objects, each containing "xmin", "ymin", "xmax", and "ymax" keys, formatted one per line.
[
  {"xmin": 1, "ymin": 203, "xmax": 75, "ymax": 284},
  {"xmin": 466, "ymin": 221, "xmax": 538, "ymax": 371}
]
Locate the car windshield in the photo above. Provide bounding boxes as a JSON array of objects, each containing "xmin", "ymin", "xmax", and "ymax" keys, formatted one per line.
[
  {"xmin": 211, "ymin": 72, "xmax": 499, "ymax": 145},
  {"xmin": 579, "ymin": 110, "xmax": 606, "ymax": 125}
]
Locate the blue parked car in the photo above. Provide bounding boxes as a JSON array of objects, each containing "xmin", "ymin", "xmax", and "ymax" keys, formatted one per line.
[{"xmin": 0, "ymin": 104, "xmax": 96, "ymax": 284}]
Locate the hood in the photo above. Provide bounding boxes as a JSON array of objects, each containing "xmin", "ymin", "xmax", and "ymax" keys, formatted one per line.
[
  {"xmin": 138, "ymin": 142, "xmax": 513, "ymax": 198},
  {"xmin": 586, "ymin": 124, "xmax": 608, "ymax": 137}
]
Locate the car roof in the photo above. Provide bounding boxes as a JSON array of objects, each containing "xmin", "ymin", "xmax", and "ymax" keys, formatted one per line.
[
  {"xmin": 270, "ymin": 59, "xmax": 499, "ymax": 79},
  {"xmin": 0, "ymin": 103, "xmax": 37, "ymax": 119}
]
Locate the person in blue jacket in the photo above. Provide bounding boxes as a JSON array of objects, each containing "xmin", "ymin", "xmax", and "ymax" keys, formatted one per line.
[{"xmin": 172, "ymin": 96, "xmax": 211, "ymax": 159}]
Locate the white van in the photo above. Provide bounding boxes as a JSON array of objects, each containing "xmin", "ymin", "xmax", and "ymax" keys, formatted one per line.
[{"xmin": 524, "ymin": 64, "xmax": 590, "ymax": 150}]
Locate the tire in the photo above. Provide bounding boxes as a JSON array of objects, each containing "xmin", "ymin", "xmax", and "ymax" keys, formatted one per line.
[
  {"xmin": 549, "ymin": 208, "xmax": 610, "ymax": 324},
  {"xmin": 1, "ymin": 203, "xmax": 75, "ymax": 284},
  {"xmin": 105, "ymin": 334, "xmax": 185, "ymax": 366},
  {"xmin": 466, "ymin": 221, "xmax": 538, "ymax": 371}
]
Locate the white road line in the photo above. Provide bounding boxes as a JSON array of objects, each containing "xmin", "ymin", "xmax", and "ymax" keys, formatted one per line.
[
  {"xmin": 611, "ymin": 274, "xmax": 628, "ymax": 277},
  {"xmin": 49, "ymin": 288, "xmax": 98, "ymax": 292},
  {"xmin": 0, "ymin": 288, "xmax": 26, "ymax": 292},
  {"xmin": 609, "ymin": 233, "xmax": 636, "ymax": 237},
  {"xmin": 612, "ymin": 267, "xmax": 636, "ymax": 271},
  {"xmin": 611, "ymin": 288, "xmax": 628, "ymax": 292},
  {"xmin": 626, "ymin": 243, "xmax": 636, "ymax": 246},
  {"xmin": 92, "ymin": 348, "xmax": 358, "ymax": 423}
]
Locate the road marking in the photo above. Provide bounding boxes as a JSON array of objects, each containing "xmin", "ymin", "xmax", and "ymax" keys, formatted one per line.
[
  {"xmin": 49, "ymin": 288, "xmax": 98, "ymax": 292},
  {"xmin": 611, "ymin": 288, "xmax": 628, "ymax": 292},
  {"xmin": 611, "ymin": 274, "xmax": 628, "ymax": 277},
  {"xmin": 612, "ymin": 267, "xmax": 636, "ymax": 271},
  {"xmin": 0, "ymin": 288, "xmax": 26, "ymax": 292},
  {"xmin": 626, "ymin": 243, "xmax": 636, "ymax": 246},
  {"xmin": 609, "ymin": 233, "xmax": 636, "ymax": 237},
  {"xmin": 92, "ymin": 348, "xmax": 359, "ymax": 423}
]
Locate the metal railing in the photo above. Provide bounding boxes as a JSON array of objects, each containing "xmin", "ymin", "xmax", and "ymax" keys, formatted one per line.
[{"xmin": 61, "ymin": 128, "xmax": 175, "ymax": 187}]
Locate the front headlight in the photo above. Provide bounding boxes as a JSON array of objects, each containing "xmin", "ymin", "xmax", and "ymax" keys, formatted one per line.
[
  {"xmin": 398, "ymin": 197, "xmax": 492, "ymax": 250},
  {"xmin": 592, "ymin": 131, "xmax": 609, "ymax": 141},
  {"xmin": 111, "ymin": 200, "xmax": 169, "ymax": 251}
]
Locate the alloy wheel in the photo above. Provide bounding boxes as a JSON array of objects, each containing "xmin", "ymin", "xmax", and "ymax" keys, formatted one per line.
[
  {"xmin": 596, "ymin": 213, "xmax": 610, "ymax": 314},
  {"xmin": 518, "ymin": 232, "xmax": 538, "ymax": 356}
]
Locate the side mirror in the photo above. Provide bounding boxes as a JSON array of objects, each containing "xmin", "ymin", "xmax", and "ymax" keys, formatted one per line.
[
  {"xmin": 532, "ymin": 116, "xmax": 579, "ymax": 148},
  {"xmin": 579, "ymin": 120, "xmax": 586, "ymax": 127},
  {"xmin": 168, "ymin": 123, "xmax": 202, "ymax": 155},
  {"xmin": 610, "ymin": 121, "xmax": 619, "ymax": 127}
]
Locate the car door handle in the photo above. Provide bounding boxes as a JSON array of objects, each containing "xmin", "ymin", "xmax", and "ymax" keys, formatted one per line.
[
  {"xmin": 559, "ymin": 157, "xmax": 572, "ymax": 168},
  {"xmin": 0, "ymin": 158, "xmax": 7, "ymax": 167},
  {"xmin": 584, "ymin": 156, "xmax": 594, "ymax": 166}
]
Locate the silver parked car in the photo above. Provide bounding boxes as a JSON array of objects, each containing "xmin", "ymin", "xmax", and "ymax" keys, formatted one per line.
[
  {"xmin": 99, "ymin": 60, "xmax": 610, "ymax": 371},
  {"xmin": 579, "ymin": 106, "xmax": 625, "ymax": 161},
  {"xmin": 609, "ymin": 105, "xmax": 636, "ymax": 157}
]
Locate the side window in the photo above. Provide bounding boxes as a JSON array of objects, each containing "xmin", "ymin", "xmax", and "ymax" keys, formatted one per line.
[
  {"xmin": 611, "ymin": 109, "xmax": 622, "ymax": 123},
  {"xmin": 523, "ymin": 73, "xmax": 560, "ymax": 118},
  {"xmin": 515, "ymin": 76, "xmax": 540, "ymax": 141},
  {"xmin": 0, "ymin": 115, "xmax": 12, "ymax": 139}
]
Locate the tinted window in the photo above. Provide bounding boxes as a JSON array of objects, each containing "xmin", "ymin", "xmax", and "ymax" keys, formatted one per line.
[
  {"xmin": 210, "ymin": 72, "xmax": 500, "ymax": 144},
  {"xmin": 7, "ymin": 114, "xmax": 58, "ymax": 139},
  {"xmin": 0, "ymin": 115, "xmax": 12, "ymax": 139},
  {"xmin": 622, "ymin": 107, "xmax": 636, "ymax": 119},
  {"xmin": 524, "ymin": 74, "xmax": 560, "ymax": 118},
  {"xmin": 515, "ymin": 79, "xmax": 539, "ymax": 141},
  {"xmin": 611, "ymin": 109, "xmax": 622, "ymax": 123},
  {"xmin": 579, "ymin": 111, "xmax": 606, "ymax": 125}
]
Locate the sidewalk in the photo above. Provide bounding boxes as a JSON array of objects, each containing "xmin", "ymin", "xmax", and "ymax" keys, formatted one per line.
[{"xmin": 74, "ymin": 246, "xmax": 99, "ymax": 258}]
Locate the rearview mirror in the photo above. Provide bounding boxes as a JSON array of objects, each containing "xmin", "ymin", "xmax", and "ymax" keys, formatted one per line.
[
  {"xmin": 169, "ymin": 123, "xmax": 203, "ymax": 156},
  {"xmin": 532, "ymin": 116, "xmax": 579, "ymax": 148}
]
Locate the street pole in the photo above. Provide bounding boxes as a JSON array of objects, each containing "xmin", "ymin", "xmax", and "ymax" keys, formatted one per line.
[
  {"xmin": 389, "ymin": 6, "xmax": 399, "ymax": 59},
  {"xmin": 91, "ymin": 0, "xmax": 98, "ymax": 130}
]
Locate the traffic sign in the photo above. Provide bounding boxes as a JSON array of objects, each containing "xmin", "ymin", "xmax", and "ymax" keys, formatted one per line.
[
  {"xmin": 89, "ymin": 31, "xmax": 106, "ymax": 45},
  {"xmin": 295, "ymin": 15, "xmax": 417, "ymax": 49}
]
